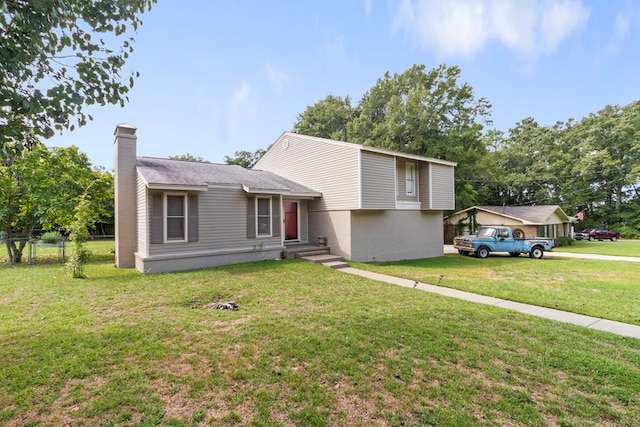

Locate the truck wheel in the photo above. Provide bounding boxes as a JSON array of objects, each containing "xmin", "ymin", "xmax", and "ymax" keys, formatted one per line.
[
  {"xmin": 588, "ymin": 236, "xmax": 595, "ymax": 241},
  {"xmin": 476, "ymin": 247, "xmax": 490, "ymax": 259},
  {"xmin": 529, "ymin": 246, "xmax": 544, "ymax": 259},
  {"xmin": 512, "ymin": 228, "xmax": 525, "ymax": 239},
  {"xmin": 611, "ymin": 236, "xmax": 617, "ymax": 242}
]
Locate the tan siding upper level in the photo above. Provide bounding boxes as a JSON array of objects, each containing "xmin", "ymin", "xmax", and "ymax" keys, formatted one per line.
[
  {"xmin": 255, "ymin": 134, "xmax": 360, "ymax": 211},
  {"xmin": 429, "ymin": 163, "xmax": 455, "ymax": 210},
  {"xmin": 360, "ymin": 151, "xmax": 396, "ymax": 209},
  {"xmin": 419, "ymin": 162, "xmax": 431, "ymax": 210}
]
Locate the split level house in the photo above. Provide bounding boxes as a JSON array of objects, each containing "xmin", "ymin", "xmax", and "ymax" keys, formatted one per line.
[{"xmin": 114, "ymin": 124, "xmax": 456, "ymax": 273}]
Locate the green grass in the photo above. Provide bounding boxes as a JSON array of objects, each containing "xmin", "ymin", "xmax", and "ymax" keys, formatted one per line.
[
  {"xmin": 556, "ymin": 239, "xmax": 640, "ymax": 257},
  {"xmin": 351, "ymin": 255, "xmax": 640, "ymax": 326},
  {"xmin": 1, "ymin": 253, "xmax": 640, "ymax": 426}
]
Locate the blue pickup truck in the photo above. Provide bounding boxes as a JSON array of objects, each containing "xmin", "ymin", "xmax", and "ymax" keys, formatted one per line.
[{"xmin": 453, "ymin": 226, "xmax": 554, "ymax": 259}]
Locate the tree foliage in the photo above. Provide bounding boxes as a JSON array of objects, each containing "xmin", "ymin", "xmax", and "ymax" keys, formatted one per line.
[
  {"xmin": 0, "ymin": 145, "xmax": 112, "ymax": 263},
  {"xmin": 169, "ymin": 153, "xmax": 209, "ymax": 163},
  {"xmin": 224, "ymin": 149, "xmax": 267, "ymax": 169},
  {"xmin": 488, "ymin": 101, "xmax": 640, "ymax": 233},
  {"xmin": 293, "ymin": 95, "xmax": 354, "ymax": 141},
  {"xmin": 0, "ymin": 0, "xmax": 156, "ymax": 153}
]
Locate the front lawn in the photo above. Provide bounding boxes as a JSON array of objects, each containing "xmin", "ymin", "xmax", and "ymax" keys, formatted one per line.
[
  {"xmin": 1, "ymin": 257, "xmax": 640, "ymax": 426},
  {"xmin": 557, "ymin": 239, "xmax": 640, "ymax": 257},
  {"xmin": 351, "ymin": 255, "xmax": 640, "ymax": 326}
]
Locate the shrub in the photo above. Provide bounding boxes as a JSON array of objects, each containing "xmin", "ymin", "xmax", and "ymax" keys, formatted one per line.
[
  {"xmin": 554, "ymin": 236, "xmax": 574, "ymax": 247},
  {"xmin": 619, "ymin": 226, "xmax": 640, "ymax": 240},
  {"xmin": 41, "ymin": 231, "xmax": 62, "ymax": 244}
]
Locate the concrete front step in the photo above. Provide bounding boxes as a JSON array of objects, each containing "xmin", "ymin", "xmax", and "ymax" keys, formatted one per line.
[
  {"xmin": 300, "ymin": 254, "xmax": 344, "ymax": 264},
  {"xmin": 322, "ymin": 260, "xmax": 349, "ymax": 269},
  {"xmin": 294, "ymin": 250, "xmax": 332, "ymax": 258}
]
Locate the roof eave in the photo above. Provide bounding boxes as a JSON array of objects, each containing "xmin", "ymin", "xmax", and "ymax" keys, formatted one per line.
[{"xmin": 242, "ymin": 185, "xmax": 321, "ymax": 198}]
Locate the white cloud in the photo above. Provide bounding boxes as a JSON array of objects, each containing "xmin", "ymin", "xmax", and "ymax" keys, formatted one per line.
[
  {"xmin": 392, "ymin": 0, "xmax": 590, "ymax": 57},
  {"xmin": 607, "ymin": 11, "xmax": 631, "ymax": 54},
  {"xmin": 265, "ymin": 62, "xmax": 289, "ymax": 93},
  {"xmin": 364, "ymin": 0, "xmax": 373, "ymax": 16},
  {"xmin": 225, "ymin": 84, "xmax": 255, "ymax": 138}
]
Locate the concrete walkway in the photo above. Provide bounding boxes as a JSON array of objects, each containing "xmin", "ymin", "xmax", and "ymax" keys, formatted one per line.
[{"xmin": 338, "ymin": 266, "xmax": 640, "ymax": 340}]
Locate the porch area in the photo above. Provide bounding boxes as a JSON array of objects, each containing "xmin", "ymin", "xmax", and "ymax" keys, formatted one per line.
[{"xmin": 282, "ymin": 244, "xmax": 348, "ymax": 269}]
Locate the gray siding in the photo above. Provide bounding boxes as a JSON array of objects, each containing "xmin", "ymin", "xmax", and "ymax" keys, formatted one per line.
[
  {"xmin": 255, "ymin": 134, "xmax": 360, "ymax": 211},
  {"xmin": 430, "ymin": 164, "xmax": 455, "ymax": 210},
  {"xmin": 360, "ymin": 151, "xmax": 396, "ymax": 209},
  {"xmin": 419, "ymin": 162, "xmax": 431, "ymax": 210},
  {"xmin": 136, "ymin": 174, "xmax": 148, "ymax": 257},
  {"xmin": 139, "ymin": 187, "xmax": 282, "ymax": 273},
  {"xmin": 350, "ymin": 210, "xmax": 444, "ymax": 262}
]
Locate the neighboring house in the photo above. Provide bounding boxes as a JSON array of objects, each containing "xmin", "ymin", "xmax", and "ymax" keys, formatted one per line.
[
  {"xmin": 114, "ymin": 125, "xmax": 456, "ymax": 273},
  {"xmin": 444, "ymin": 205, "xmax": 571, "ymax": 241}
]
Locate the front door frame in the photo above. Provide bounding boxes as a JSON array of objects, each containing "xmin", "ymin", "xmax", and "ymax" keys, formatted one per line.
[{"xmin": 284, "ymin": 200, "xmax": 300, "ymax": 243}]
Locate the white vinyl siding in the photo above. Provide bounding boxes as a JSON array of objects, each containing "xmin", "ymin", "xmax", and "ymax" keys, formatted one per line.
[{"xmin": 360, "ymin": 151, "xmax": 395, "ymax": 209}]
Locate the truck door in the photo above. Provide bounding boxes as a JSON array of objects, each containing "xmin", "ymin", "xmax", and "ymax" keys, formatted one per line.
[{"xmin": 495, "ymin": 228, "xmax": 512, "ymax": 252}]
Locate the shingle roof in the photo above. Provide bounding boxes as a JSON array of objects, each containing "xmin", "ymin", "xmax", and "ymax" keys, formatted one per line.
[
  {"xmin": 136, "ymin": 157, "xmax": 321, "ymax": 196},
  {"xmin": 474, "ymin": 205, "xmax": 569, "ymax": 224}
]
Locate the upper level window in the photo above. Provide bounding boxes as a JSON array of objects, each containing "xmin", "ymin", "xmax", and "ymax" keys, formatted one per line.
[
  {"xmin": 256, "ymin": 197, "xmax": 272, "ymax": 237},
  {"xmin": 405, "ymin": 163, "xmax": 416, "ymax": 196}
]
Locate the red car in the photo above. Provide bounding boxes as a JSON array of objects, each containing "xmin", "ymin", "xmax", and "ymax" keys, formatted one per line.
[{"xmin": 574, "ymin": 229, "xmax": 620, "ymax": 241}]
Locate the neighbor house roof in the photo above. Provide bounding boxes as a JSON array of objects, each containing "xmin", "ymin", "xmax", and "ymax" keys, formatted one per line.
[
  {"xmin": 137, "ymin": 157, "xmax": 321, "ymax": 197},
  {"xmin": 452, "ymin": 205, "xmax": 571, "ymax": 224}
]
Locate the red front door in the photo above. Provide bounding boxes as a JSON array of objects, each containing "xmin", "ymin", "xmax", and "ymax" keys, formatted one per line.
[{"xmin": 284, "ymin": 202, "xmax": 298, "ymax": 241}]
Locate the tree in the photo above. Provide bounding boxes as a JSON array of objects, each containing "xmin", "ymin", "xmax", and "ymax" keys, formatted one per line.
[
  {"xmin": 169, "ymin": 153, "xmax": 209, "ymax": 163},
  {"xmin": 224, "ymin": 149, "xmax": 267, "ymax": 168},
  {"xmin": 293, "ymin": 64, "xmax": 493, "ymax": 208},
  {"xmin": 0, "ymin": 145, "xmax": 111, "ymax": 263},
  {"xmin": 292, "ymin": 95, "xmax": 355, "ymax": 141},
  {"xmin": 1, "ymin": 0, "xmax": 156, "ymax": 152}
]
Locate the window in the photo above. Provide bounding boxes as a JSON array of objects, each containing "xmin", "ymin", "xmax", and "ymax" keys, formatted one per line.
[
  {"xmin": 256, "ymin": 197, "xmax": 272, "ymax": 237},
  {"xmin": 166, "ymin": 195, "xmax": 186, "ymax": 240},
  {"xmin": 151, "ymin": 192, "xmax": 198, "ymax": 244},
  {"xmin": 405, "ymin": 163, "xmax": 416, "ymax": 196}
]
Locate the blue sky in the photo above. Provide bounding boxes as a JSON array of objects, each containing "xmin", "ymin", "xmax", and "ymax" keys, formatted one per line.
[{"xmin": 47, "ymin": 0, "xmax": 640, "ymax": 170}]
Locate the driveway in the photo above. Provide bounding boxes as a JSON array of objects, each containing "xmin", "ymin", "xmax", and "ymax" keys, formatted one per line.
[{"xmin": 444, "ymin": 245, "xmax": 640, "ymax": 262}]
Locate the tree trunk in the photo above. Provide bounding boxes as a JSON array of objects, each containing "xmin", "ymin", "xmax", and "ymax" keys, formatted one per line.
[{"xmin": 7, "ymin": 239, "xmax": 25, "ymax": 264}]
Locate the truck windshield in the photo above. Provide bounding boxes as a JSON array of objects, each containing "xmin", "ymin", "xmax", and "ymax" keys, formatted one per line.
[{"xmin": 477, "ymin": 227, "xmax": 496, "ymax": 237}]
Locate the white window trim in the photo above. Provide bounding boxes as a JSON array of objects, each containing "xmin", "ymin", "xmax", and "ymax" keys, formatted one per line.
[
  {"xmin": 256, "ymin": 196, "xmax": 272, "ymax": 238},
  {"xmin": 406, "ymin": 162, "xmax": 416, "ymax": 196},
  {"xmin": 164, "ymin": 192, "xmax": 188, "ymax": 243}
]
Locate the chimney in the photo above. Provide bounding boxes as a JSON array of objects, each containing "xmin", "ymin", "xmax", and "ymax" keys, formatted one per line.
[{"xmin": 114, "ymin": 124, "xmax": 138, "ymax": 268}]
